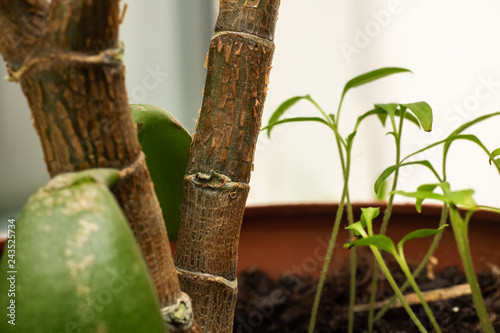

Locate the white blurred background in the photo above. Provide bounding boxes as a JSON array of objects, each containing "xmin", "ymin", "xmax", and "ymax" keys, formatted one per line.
[{"xmin": 2, "ymin": 0, "xmax": 500, "ymax": 226}]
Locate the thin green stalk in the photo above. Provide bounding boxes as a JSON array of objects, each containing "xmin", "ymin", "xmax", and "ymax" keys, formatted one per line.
[
  {"xmin": 366, "ymin": 257, "xmax": 378, "ymax": 332},
  {"xmin": 477, "ymin": 205, "xmax": 500, "ymax": 214},
  {"xmin": 374, "ymin": 205, "xmax": 448, "ymax": 321},
  {"xmin": 370, "ymin": 247, "xmax": 429, "ymax": 333},
  {"xmin": 309, "ymin": 96, "xmax": 332, "ymax": 126},
  {"xmin": 336, "ymin": 95, "xmax": 346, "ymax": 124},
  {"xmin": 334, "ymin": 135, "xmax": 347, "ymax": 179},
  {"xmin": 396, "ymin": 256, "xmax": 442, "ymax": 333},
  {"xmin": 345, "ymin": 188, "xmax": 357, "ymax": 333},
  {"xmin": 345, "ymin": 191, "xmax": 355, "ymax": 229},
  {"xmin": 308, "ymin": 194, "xmax": 346, "ymax": 333},
  {"xmin": 309, "ymin": 97, "xmax": 353, "ymax": 333},
  {"xmin": 449, "ymin": 208, "xmax": 495, "ymax": 333},
  {"xmin": 367, "ymin": 114, "xmax": 403, "ymax": 332},
  {"xmin": 380, "ymin": 110, "xmax": 405, "ymax": 236},
  {"xmin": 342, "ymin": 143, "xmax": 358, "ymax": 333},
  {"xmin": 348, "ymin": 245, "xmax": 357, "ymax": 333}
]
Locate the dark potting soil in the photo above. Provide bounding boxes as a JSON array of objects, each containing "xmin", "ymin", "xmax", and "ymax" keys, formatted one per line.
[{"xmin": 233, "ymin": 250, "xmax": 500, "ymax": 333}]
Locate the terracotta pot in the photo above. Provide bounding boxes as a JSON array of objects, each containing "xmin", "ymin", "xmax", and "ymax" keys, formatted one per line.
[
  {"xmin": 237, "ymin": 203, "xmax": 500, "ymax": 279},
  {"xmin": 3, "ymin": 203, "xmax": 498, "ymax": 280}
]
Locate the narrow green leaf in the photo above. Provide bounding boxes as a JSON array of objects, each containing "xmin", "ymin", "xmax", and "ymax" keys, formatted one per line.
[
  {"xmin": 341, "ymin": 68, "xmax": 412, "ymax": 101},
  {"xmin": 397, "ymin": 225, "xmax": 448, "ymax": 254},
  {"xmin": 402, "ymin": 112, "xmax": 500, "ymax": 164},
  {"xmin": 376, "ymin": 179, "xmax": 389, "ymax": 201},
  {"xmin": 262, "ymin": 117, "xmax": 330, "ymax": 134},
  {"xmin": 442, "ymin": 111, "xmax": 500, "ymax": 169},
  {"xmin": 304, "ymin": 95, "xmax": 331, "ymax": 121},
  {"xmin": 375, "ymin": 165, "xmax": 398, "ymax": 195},
  {"xmin": 395, "ymin": 108, "xmax": 421, "ymax": 128},
  {"xmin": 374, "ymin": 161, "xmax": 440, "ymax": 195},
  {"xmin": 377, "ymin": 111, "xmax": 389, "ymax": 126},
  {"xmin": 349, "ymin": 235, "xmax": 397, "ymax": 255},
  {"xmin": 394, "ymin": 183, "xmax": 476, "ymax": 211},
  {"xmin": 360, "ymin": 207, "xmax": 380, "ymax": 232},
  {"xmin": 443, "ymin": 134, "xmax": 492, "ymax": 165},
  {"xmin": 392, "ymin": 190, "xmax": 448, "ymax": 212},
  {"xmin": 386, "ymin": 131, "xmax": 397, "ymax": 139},
  {"xmin": 493, "ymin": 159, "xmax": 500, "ymax": 174},
  {"xmin": 416, "ymin": 183, "xmax": 440, "ymax": 192},
  {"xmin": 415, "ymin": 183, "xmax": 440, "ymax": 212},
  {"xmin": 488, "ymin": 147, "xmax": 500, "ymax": 174},
  {"xmin": 401, "ymin": 138, "xmax": 449, "ymax": 163},
  {"xmin": 489, "ymin": 147, "xmax": 500, "ymax": 163},
  {"xmin": 346, "ymin": 131, "xmax": 357, "ymax": 149},
  {"xmin": 401, "ymin": 102, "xmax": 433, "ymax": 132},
  {"xmin": 346, "ymin": 221, "xmax": 367, "ymax": 237},
  {"xmin": 375, "ymin": 103, "xmax": 398, "ymax": 117},
  {"xmin": 265, "ymin": 95, "xmax": 309, "ymax": 137},
  {"xmin": 356, "ymin": 105, "xmax": 421, "ymax": 132},
  {"xmin": 437, "ymin": 181, "xmax": 451, "ymax": 193},
  {"xmin": 447, "ymin": 189, "xmax": 476, "ymax": 208},
  {"xmin": 448, "ymin": 111, "xmax": 500, "ymax": 137},
  {"xmin": 354, "ymin": 109, "xmax": 385, "ymax": 131},
  {"xmin": 489, "ymin": 147, "xmax": 500, "ymax": 174},
  {"xmin": 373, "ymin": 103, "xmax": 422, "ymax": 129}
]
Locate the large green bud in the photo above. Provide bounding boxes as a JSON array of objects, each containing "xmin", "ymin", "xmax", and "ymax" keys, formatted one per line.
[
  {"xmin": 0, "ymin": 169, "xmax": 167, "ymax": 333},
  {"xmin": 130, "ymin": 104, "xmax": 191, "ymax": 241}
]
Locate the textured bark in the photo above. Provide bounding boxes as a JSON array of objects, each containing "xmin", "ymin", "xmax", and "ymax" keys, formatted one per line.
[
  {"xmin": 0, "ymin": 1, "xmax": 200, "ymax": 331},
  {"xmin": 174, "ymin": 1, "xmax": 281, "ymax": 332},
  {"xmin": 0, "ymin": 0, "xmax": 48, "ymax": 71}
]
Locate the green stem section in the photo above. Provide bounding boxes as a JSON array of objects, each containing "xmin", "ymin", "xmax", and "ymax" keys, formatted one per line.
[
  {"xmin": 449, "ymin": 208, "xmax": 495, "ymax": 333},
  {"xmin": 380, "ymin": 112, "xmax": 404, "ymax": 236},
  {"xmin": 308, "ymin": 132, "xmax": 352, "ymax": 333},
  {"xmin": 374, "ymin": 205, "xmax": 448, "ymax": 321},
  {"xmin": 370, "ymin": 247, "xmax": 429, "ymax": 333},
  {"xmin": 396, "ymin": 256, "xmax": 442, "ymax": 333},
  {"xmin": 308, "ymin": 96, "xmax": 352, "ymax": 333},
  {"xmin": 348, "ymin": 245, "xmax": 357, "ymax": 333},
  {"xmin": 345, "ymin": 193, "xmax": 357, "ymax": 333},
  {"xmin": 307, "ymin": 195, "xmax": 346, "ymax": 333},
  {"xmin": 367, "ymin": 114, "xmax": 403, "ymax": 331}
]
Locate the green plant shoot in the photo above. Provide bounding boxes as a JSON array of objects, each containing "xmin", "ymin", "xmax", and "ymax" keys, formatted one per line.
[
  {"xmin": 346, "ymin": 208, "xmax": 447, "ymax": 333},
  {"xmin": 264, "ymin": 67, "xmax": 435, "ymax": 333}
]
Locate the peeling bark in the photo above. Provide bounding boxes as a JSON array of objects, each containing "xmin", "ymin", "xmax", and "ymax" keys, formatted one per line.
[
  {"xmin": 0, "ymin": 0, "xmax": 48, "ymax": 70},
  {"xmin": 174, "ymin": 1, "xmax": 281, "ymax": 332},
  {"xmin": 0, "ymin": 1, "xmax": 199, "ymax": 331}
]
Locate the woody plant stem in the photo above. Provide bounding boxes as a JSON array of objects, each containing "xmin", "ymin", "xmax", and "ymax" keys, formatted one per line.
[
  {"xmin": 0, "ymin": 1, "xmax": 199, "ymax": 331},
  {"xmin": 174, "ymin": 1, "xmax": 281, "ymax": 332}
]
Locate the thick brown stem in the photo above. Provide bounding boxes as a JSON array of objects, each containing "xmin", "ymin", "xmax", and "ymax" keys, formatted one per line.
[
  {"xmin": 175, "ymin": 1, "xmax": 280, "ymax": 332},
  {"xmin": 0, "ymin": 0, "xmax": 49, "ymax": 70},
  {"xmin": 0, "ymin": 1, "xmax": 200, "ymax": 331}
]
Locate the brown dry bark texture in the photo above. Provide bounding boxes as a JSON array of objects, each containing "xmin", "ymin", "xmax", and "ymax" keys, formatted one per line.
[
  {"xmin": 0, "ymin": 1, "xmax": 200, "ymax": 331},
  {"xmin": 0, "ymin": 0, "xmax": 48, "ymax": 71},
  {"xmin": 174, "ymin": 1, "xmax": 281, "ymax": 332}
]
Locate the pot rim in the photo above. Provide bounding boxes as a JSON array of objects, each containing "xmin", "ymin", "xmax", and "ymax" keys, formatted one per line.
[{"xmin": 244, "ymin": 202, "xmax": 500, "ymax": 223}]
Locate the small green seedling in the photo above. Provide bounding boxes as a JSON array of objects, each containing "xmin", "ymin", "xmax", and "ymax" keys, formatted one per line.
[
  {"xmin": 265, "ymin": 66, "xmax": 500, "ymax": 333},
  {"xmin": 393, "ymin": 182, "xmax": 495, "ymax": 333},
  {"xmin": 379, "ymin": 111, "xmax": 500, "ymax": 333},
  {"xmin": 265, "ymin": 67, "xmax": 435, "ymax": 333},
  {"xmin": 345, "ymin": 207, "xmax": 448, "ymax": 333}
]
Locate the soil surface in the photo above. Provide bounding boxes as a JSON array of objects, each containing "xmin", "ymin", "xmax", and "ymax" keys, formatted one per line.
[{"xmin": 233, "ymin": 250, "xmax": 500, "ymax": 333}]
